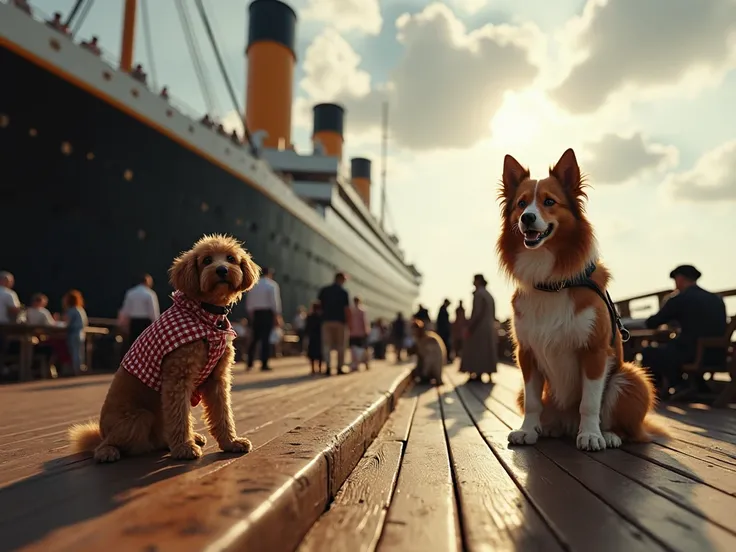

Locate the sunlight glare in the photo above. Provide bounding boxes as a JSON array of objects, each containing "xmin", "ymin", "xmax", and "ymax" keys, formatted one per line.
[{"xmin": 489, "ymin": 92, "xmax": 542, "ymax": 149}]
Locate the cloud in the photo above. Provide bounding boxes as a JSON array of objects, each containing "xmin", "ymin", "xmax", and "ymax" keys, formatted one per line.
[
  {"xmin": 581, "ymin": 133, "xmax": 679, "ymax": 184},
  {"xmin": 302, "ymin": 0, "xmax": 382, "ymax": 35},
  {"xmin": 551, "ymin": 0, "xmax": 736, "ymax": 113},
  {"xmin": 295, "ymin": 3, "xmax": 543, "ymax": 151},
  {"xmin": 664, "ymin": 140, "xmax": 736, "ymax": 202},
  {"xmin": 450, "ymin": 0, "xmax": 488, "ymax": 14}
]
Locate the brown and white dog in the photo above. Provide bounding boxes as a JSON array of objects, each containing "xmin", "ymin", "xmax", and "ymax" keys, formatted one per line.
[
  {"xmin": 68, "ymin": 234, "xmax": 261, "ymax": 462},
  {"xmin": 412, "ymin": 319, "xmax": 446, "ymax": 385},
  {"xmin": 496, "ymin": 149, "xmax": 666, "ymax": 451}
]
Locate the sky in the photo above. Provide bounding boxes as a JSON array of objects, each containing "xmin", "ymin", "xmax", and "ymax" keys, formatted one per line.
[{"xmin": 31, "ymin": 0, "xmax": 736, "ymax": 319}]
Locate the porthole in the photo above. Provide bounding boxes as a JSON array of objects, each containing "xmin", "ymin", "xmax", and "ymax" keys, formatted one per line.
[
  {"xmin": 102, "ymin": 71, "xmax": 112, "ymax": 81},
  {"xmin": 0, "ymin": 114, "xmax": 8, "ymax": 128},
  {"xmin": 123, "ymin": 169, "xmax": 134, "ymax": 181},
  {"xmin": 86, "ymin": 152, "xmax": 95, "ymax": 160},
  {"xmin": 61, "ymin": 141, "xmax": 72, "ymax": 155},
  {"xmin": 131, "ymin": 88, "xmax": 140, "ymax": 98},
  {"xmin": 166, "ymin": 109, "xmax": 173, "ymax": 118},
  {"xmin": 29, "ymin": 128, "xmax": 37, "ymax": 137}
]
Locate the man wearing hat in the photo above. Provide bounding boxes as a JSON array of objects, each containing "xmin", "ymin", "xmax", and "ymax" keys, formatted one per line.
[{"xmin": 641, "ymin": 265, "xmax": 727, "ymax": 398}]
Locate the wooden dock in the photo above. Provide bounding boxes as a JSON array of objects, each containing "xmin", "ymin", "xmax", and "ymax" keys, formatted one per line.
[{"xmin": 0, "ymin": 360, "xmax": 734, "ymax": 551}]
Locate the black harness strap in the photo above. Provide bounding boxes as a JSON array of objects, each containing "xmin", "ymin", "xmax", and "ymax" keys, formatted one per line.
[{"xmin": 534, "ymin": 263, "xmax": 630, "ymax": 347}]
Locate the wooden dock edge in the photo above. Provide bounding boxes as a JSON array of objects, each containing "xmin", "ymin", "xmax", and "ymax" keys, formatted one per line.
[{"xmin": 220, "ymin": 368, "xmax": 414, "ymax": 552}]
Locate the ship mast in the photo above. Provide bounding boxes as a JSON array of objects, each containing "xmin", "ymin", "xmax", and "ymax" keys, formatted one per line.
[
  {"xmin": 120, "ymin": 0, "xmax": 137, "ymax": 73},
  {"xmin": 380, "ymin": 101, "xmax": 389, "ymax": 229}
]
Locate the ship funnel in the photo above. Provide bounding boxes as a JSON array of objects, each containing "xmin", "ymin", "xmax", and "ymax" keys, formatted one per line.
[
  {"xmin": 313, "ymin": 103, "xmax": 345, "ymax": 162},
  {"xmin": 351, "ymin": 157, "xmax": 371, "ymax": 207},
  {"xmin": 246, "ymin": 0, "xmax": 297, "ymax": 149}
]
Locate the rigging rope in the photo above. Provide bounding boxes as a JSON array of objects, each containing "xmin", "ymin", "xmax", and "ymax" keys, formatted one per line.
[
  {"xmin": 193, "ymin": 0, "xmax": 258, "ymax": 156},
  {"xmin": 69, "ymin": 0, "xmax": 94, "ymax": 38},
  {"xmin": 174, "ymin": 0, "xmax": 216, "ymax": 115},
  {"xmin": 140, "ymin": 0, "xmax": 158, "ymax": 90}
]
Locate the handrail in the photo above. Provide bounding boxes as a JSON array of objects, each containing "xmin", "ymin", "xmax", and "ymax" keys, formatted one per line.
[{"xmin": 614, "ymin": 287, "xmax": 736, "ymax": 318}]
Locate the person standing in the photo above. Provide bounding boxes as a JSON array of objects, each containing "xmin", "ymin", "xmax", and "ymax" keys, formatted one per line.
[
  {"xmin": 390, "ymin": 312, "xmax": 406, "ymax": 362},
  {"xmin": 0, "ymin": 271, "xmax": 22, "ymax": 375},
  {"xmin": 119, "ymin": 274, "xmax": 160, "ymax": 345},
  {"xmin": 452, "ymin": 300, "xmax": 468, "ymax": 358},
  {"xmin": 245, "ymin": 267, "xmax": 282, "ymax": 372},
  {"xmin": 292, "ymin": 305, "xmax": 307, "ymax": 354},
  {"xmin": 436, "ymin": 299, "xmax": 452, "ymax": 362},
  {"xmin": 459, "ymin": 274, "xmax": 497, "ymax": 380},
  {"xmin": 318, "ymin": 272, "xmax": 350, "ymax": 375},
  {"xmin": 348, "ymin": 296, "xmax": 370, "ymax": 371},
  {"xmin": 62, "ymin": 289, "xmax": 88, "ymax": 376},
  {"xmin": 305, "ymin": 301, "xmax": 324, "ymax": 374}
]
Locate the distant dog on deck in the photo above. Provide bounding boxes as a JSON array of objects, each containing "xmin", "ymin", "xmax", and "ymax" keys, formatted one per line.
[
  {"xmin": 411, "ymin": 320, "xmax": 446, "ymax": 385},
  {"xmin": 496, "ymin": 149, "xmax": 667, "ymax": 452},
  {"xmin": 68, "ymin": 234, "xmax": 261, "ymax": 462}
]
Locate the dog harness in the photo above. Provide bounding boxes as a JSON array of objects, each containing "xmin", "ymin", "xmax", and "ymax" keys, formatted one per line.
[
  {"xmin": 122, "ymin": 290, "xmax": 237, "ymax": 406},
  {"xmin": 534, "ymin": 263, "xmax": 630, "ymax": 347}
]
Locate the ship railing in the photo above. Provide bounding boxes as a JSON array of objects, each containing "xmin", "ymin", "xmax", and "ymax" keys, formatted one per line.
[{"xmin": 14, "ymin": 1, "xmax": 226, "ymax": 130}]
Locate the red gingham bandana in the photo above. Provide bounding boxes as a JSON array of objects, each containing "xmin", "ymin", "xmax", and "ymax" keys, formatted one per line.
[{"xmin": 122, "ymin": 290, "xmax": 237, "ymax": 406}]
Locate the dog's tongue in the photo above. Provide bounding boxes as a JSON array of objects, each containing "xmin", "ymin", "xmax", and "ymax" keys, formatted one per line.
[{"xmin": 525, "ymin": 231, "xmax": 541, "ymax": 240}]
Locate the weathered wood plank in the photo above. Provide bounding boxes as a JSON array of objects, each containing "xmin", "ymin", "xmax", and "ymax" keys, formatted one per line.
[
  {"xmin": 453, "ymin": 376, "xmax": 663, "ymax": 552},
  {"xmin": 440, "ymin": 379, "xmax": 564, "ymax": 551},
  {"xmin": 377, "ymin": 385, "xmax": 460, "ymax": 552}
]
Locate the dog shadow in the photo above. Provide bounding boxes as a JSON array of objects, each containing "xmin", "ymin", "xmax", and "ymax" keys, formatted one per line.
[{"xmin": 0, "ymin": 448, "xmax": 237, "ymax": 550}]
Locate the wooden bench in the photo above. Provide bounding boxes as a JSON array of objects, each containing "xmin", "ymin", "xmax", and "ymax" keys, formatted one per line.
[
  {"xmin": 299, "ymin": 363, "xmax": 736, "ymax": 551},
  {"xmin": 0, "ymin": 357, "xmax": 412, "ymax": 551}
]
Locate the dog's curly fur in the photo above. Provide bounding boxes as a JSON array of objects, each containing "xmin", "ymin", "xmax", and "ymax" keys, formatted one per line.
[
  {"xmin": 412, "ymin": 320, "xmax": 446, "ymax": 386},
  {"xmin": 68, "ymin": 234, "xmax": 261, "ymax": 462}
]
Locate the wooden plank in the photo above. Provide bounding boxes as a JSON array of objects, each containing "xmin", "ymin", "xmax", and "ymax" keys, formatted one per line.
[
  {"xmin": 452, "ymin": 377, "xmax": 663, "ymax": 552},
  {"xmin": 298, "ymin": 439, "xmax": 404, "ymax": 552},
  {"xmin": 377, "ymin": 385, "xmax": 460, "ymax": 552},
  {"xmin": 537, "ymin": 439, "xmax": 736, "ymax": 551},
  {"xmin": 376, "ymin": 385, "xmax": 418, "ymax": 443},
  {"xmin": 586, "ymin": 448, "xmax": 736, "ymax": 535},
  {"xmin": 439, "ymin": 379, "xmax": 564, "ymax": 551},
  {"xmin": 11, "ymin": 367, "xmax": 412, "ymax": 552}
]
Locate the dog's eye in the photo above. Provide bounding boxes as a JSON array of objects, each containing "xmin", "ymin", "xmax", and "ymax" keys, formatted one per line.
[
  {"xmin": 543, "ymin": 198, "xmax": 556, "ymax": 207},
  {"xmin": 202, "ymin": 256, "xmax": 213, "ymax": 265},
  {"xmin": 517, "ymin": 199, "xmax": 527, "ymax": 208},
  {"xmin": 227, "ymin": 255, "xmax": 236, "ymax": 263}
]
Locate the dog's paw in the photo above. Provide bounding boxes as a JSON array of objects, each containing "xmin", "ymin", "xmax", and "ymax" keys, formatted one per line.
[
  {"xmin": 602, "ymin": 431, "xmax": 622, "ymax": 449},
  {"xmin": 576, "ymin": 431, "xmax": 606, "ymax": 451},
  {"xmin": 94, "ymin": 444, "xmax": 121, "ymax": 463},
  {"xmin": 508, "ymin": 429, "xmax": 539, "ymax": 446},
  {"xmin": 220, "ymin": 437, "xmax": 253, "ymax": 454},
  {"xmin": 170, "ymin": 441, "xmax": 203, "ymax": 460},
  {"xmin": 193, "ymin": 432, "xmax": 207, "ymax": 447}
]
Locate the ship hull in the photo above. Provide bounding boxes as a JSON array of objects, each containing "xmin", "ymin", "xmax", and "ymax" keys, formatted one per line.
[{"xmin": 0, "ymin": 45, "xmax": 418, "ymax": 321}]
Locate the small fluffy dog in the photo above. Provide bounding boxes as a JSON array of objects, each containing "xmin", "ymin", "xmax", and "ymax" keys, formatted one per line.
[
  {"xmin": 497, "ymin": 149, "xmax": 666, "ymax": 451},
  {"xmin": 412, "ymin": 320, "xmax": 446, "ymax": 385},
  {"xmin": 69, "ymin": 234, "xmax": 261, "ymax": 462}
]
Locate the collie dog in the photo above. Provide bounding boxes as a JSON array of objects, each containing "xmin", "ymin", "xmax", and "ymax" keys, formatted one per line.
[
  {"xmin": 497, "ymin": 149, "xmax": 666, "ymax": 451},
  {"xmin": 412, "ymin": 320, "xmax": 446, "ymax": 385}
]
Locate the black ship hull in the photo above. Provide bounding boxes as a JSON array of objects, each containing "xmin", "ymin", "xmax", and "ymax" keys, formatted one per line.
[{"xmin": 0, "ymin": 45, "xmax": 417, "ymax": 321}]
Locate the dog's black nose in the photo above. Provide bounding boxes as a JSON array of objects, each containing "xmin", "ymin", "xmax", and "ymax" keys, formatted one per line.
[
  {"xmin": 216, "ymin": 265, "xmax": 228, "ymax": 278},
  {"xmin": 520, "ymin": 212, "xmax": 537, "ymax": 227}
]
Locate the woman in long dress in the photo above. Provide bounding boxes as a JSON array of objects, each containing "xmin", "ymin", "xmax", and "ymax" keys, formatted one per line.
[{"xmin": 459, "ymin": 274, "xmax": 497, "ymax": 380}]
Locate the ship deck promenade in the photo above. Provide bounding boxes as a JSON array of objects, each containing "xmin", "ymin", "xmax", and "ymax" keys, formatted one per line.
[{"xmin": 0, "ymin": 358, "xmax": 734, "ymax": 552}]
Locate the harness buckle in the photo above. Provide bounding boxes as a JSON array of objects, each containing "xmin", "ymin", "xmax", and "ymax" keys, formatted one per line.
[{"xmin": 619, "ymin": 326, "xmax": 631, "ymax": 343}]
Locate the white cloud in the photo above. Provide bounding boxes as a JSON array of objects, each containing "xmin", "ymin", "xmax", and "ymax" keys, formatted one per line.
[
  {"xmin": 663, "ymin": 140, "xmax": 736, "ymax": 202},
  {"xmin": 551, "ymin": 0, "xmax": 736, "ymax": 113},
  {"xmin": 295, "ymin": 3, "xmax": 544, "ymax": 151},
  {"xmin": 581, "ymin": 133, "xmax": 679, "ymax": 184},
  {"xmin": 302, "ymin": 0, "xmax": 382, "ymax": 35},
  {"xmin": 451, "ymin": 0, "xmax": 488, "ymax": 14}
]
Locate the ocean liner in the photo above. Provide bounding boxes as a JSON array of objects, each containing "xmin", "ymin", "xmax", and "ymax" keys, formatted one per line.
[{"xmin": 0, "ymin": 0, "xmax": 421, "ymax": 321}]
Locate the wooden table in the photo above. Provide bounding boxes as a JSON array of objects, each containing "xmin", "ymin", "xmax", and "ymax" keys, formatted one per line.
[{"xmin": 0, "ymin": 324, "xmax": 109, "ymax": 381}]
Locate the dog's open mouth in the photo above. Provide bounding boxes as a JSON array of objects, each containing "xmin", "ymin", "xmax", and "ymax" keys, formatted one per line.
[{"xmin": 523, "ymin": 224, "xmax": 554, "ymax": 248}]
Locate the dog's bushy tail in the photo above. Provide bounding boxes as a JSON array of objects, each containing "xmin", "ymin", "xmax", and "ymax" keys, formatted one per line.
[
  {"xmin": 630, "ymin": 417, "xmax": 670, "ymax": 443},
  {"xmin": 68, "ymin": 421, "xmax": 103, "ymax": 453}
]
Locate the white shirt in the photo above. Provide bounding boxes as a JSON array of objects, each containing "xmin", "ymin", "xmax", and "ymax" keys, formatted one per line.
[
  {"xmin": 0, "ymin": 287, "xmax": 20, "ymax": 324},
  {"xmin": 120, "ymin": 284, "xmax": 160, "ymax": 321},
  {"xmin": 26, "ymin": 306, "xmax": 54, "ymax": 326},
  {"xmin": 246, "ymin": 278, "xmax": 281, "ymax": 314}
]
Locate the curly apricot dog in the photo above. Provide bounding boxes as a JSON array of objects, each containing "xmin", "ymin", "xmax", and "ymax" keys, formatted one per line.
[{"xmin": 68, "ymin": 234, "xmax": 261, "ymax": 462}]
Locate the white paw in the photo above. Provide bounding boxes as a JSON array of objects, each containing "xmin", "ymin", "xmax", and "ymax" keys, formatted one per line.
[
  {"xmin": 577, "ymin": 431, "xmax": 606, "ymax": 451},
  {"xmin": 508, "ymin": 428, "xmax": 539, "ymax": 445},
  {"xmin": 603, "ymin": 431, "xmax": 622, "ymax": 448}
]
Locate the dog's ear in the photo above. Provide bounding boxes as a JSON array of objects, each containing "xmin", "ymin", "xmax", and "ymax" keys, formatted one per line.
[
  {"xmin": 550, "ymin": 148, "xmax": 582, "ymax": 194},
  {"xmin": 239, "ymin": 253, "xmax": 261, "ymax": 292},
  {"xmin": 502, "ymin": 154, "xmax": 530, "ymax": 196},
  {"xmin": 169, "ymin": 249, "xmax": 200, "ymax": 296}
]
